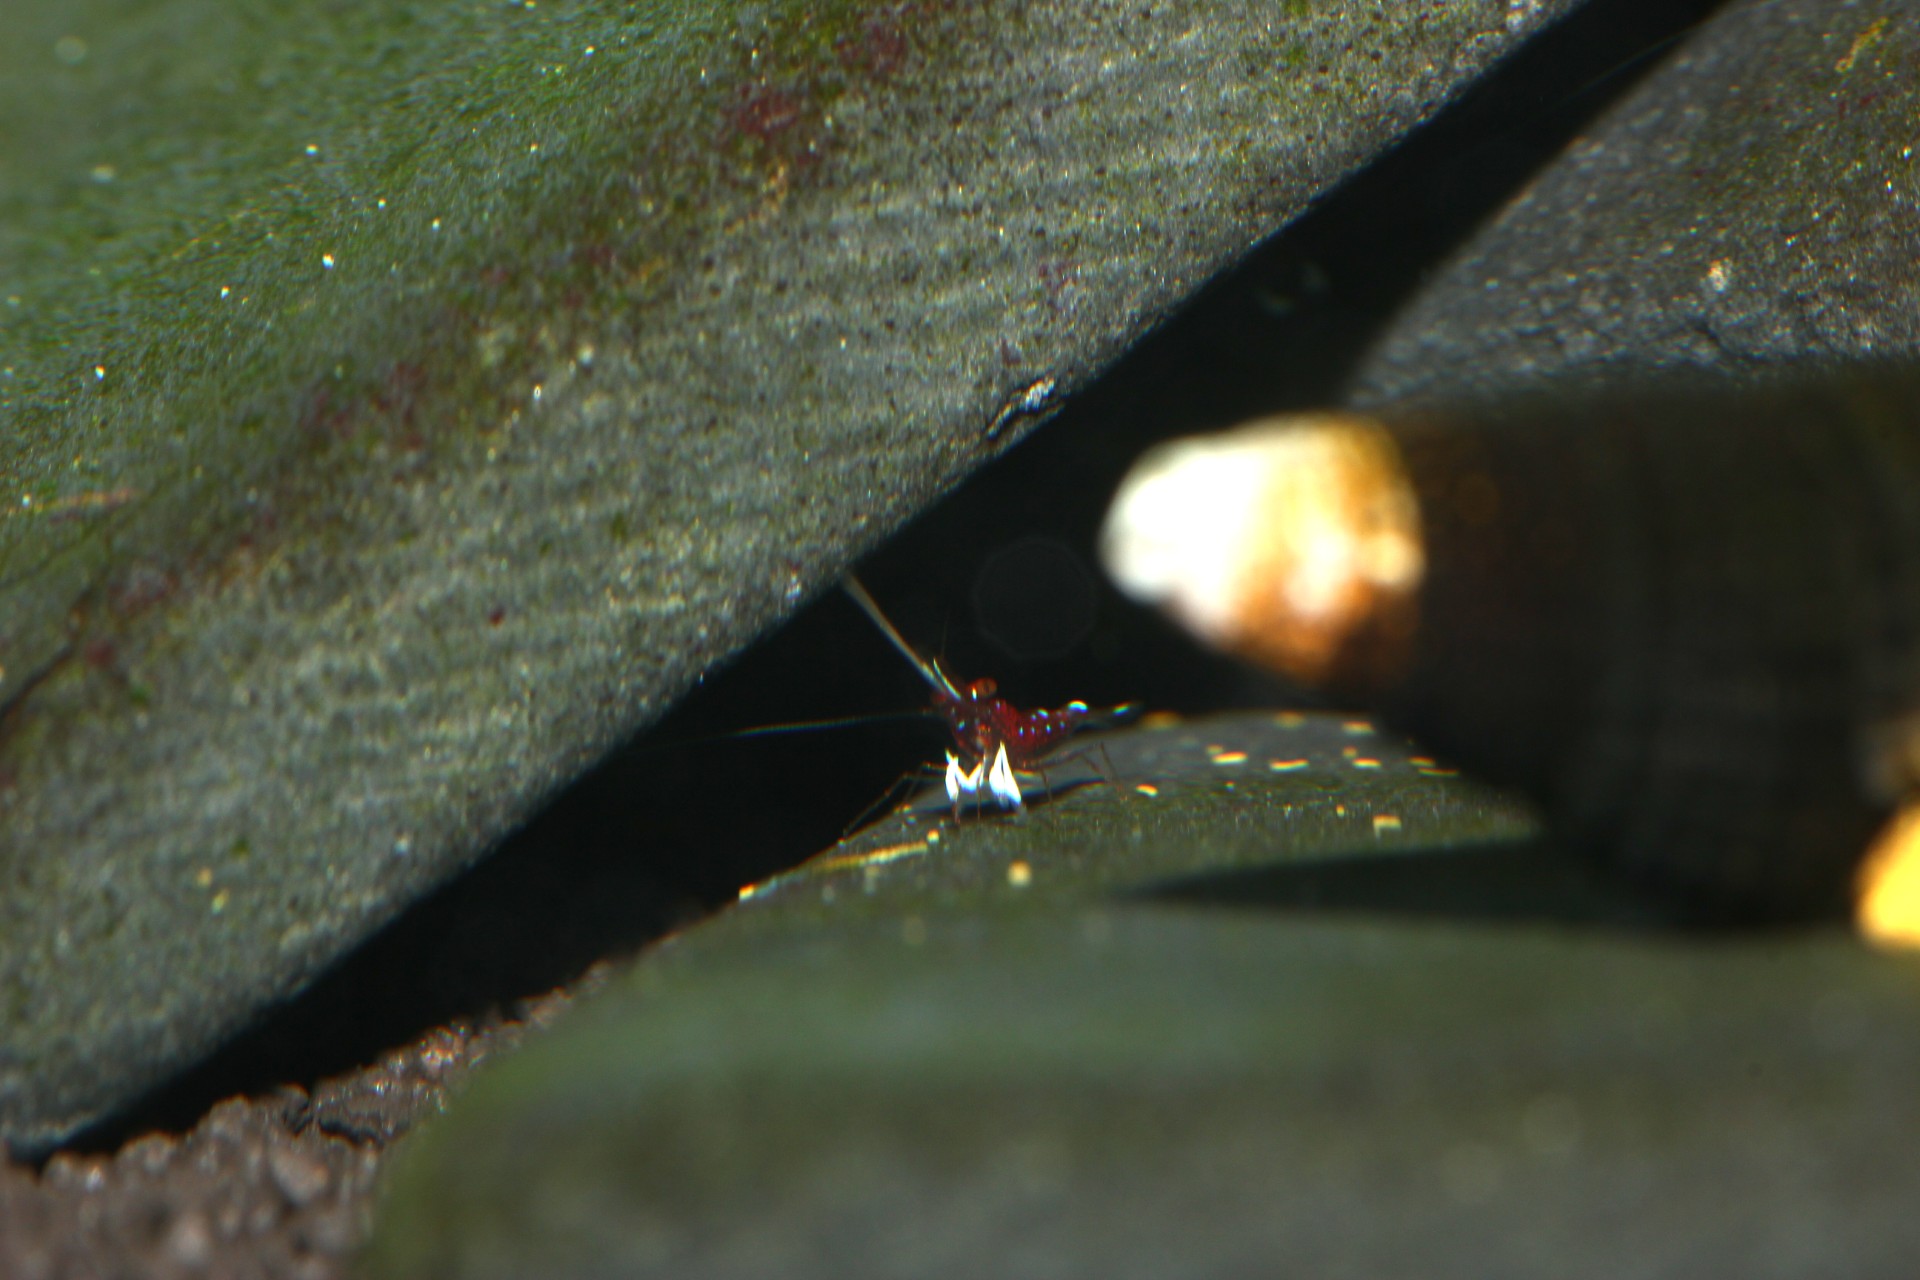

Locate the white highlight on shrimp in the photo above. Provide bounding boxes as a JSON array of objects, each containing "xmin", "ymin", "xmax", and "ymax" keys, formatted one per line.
[{"xmin": 945, "ymin": 744, "xmax": 1025, "ymax": 813}]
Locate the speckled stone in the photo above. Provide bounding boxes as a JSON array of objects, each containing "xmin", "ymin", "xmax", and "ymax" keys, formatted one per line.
[{"xmin": 1353, "ymin": 0, "xmax": 1920, "ymax": 402}]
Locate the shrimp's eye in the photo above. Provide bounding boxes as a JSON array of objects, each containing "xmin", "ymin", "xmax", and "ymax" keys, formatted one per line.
[{"xmin": 968, "ymin": 678, "xmax": 999, "ymax": 698}]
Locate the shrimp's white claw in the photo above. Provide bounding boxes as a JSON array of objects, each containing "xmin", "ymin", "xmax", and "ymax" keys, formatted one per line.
[
  {"xmin": 987, "ymin": 743, "xmax": 1024, "ymax": 811},
  {"xmin": 946, "ymin": 751, "xmax": 985, "ymax": 807},
  {"xmin": 945, "ymin": 746, "xmax": 1020, "ymax": 816}
]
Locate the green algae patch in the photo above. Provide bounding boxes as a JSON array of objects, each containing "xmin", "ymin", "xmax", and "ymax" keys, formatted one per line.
[
  {"xmin": 0, "ymin": 0, "xmax": 1576, "ymax": 1152},
  {"xmin": 366, "ymin": 713, "xmax": 1920, "ymax": 1278}
]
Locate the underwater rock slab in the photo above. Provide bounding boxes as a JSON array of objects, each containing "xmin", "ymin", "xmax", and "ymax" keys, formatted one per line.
[
  {"xmin": 0, "ymin": 2, "xmax": 1574, "ymax": 1153},
  {"xmin": 1353, "ymin": 0, "xmax": 1920, "ymax": 402},
  {"xmin": 365, "ymin": 712, "xmax": 1920, "ymax": 1278}
]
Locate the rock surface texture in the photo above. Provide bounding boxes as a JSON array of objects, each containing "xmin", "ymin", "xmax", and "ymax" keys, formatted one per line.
[
  {"xmin": 0, "ymin": 0, "xmax": 1567, "ymax": 1152},
  {"xmin": 12, "ymin": 0, "xmax": 1920, "ymax": 1278},
  {"xmin": 1353, "ymin": 0, "xmax": 1920, "ymax": 400},
  {"xmin": 369, "ymin": 714, "xmax": 1920, "ymax": 1279}
]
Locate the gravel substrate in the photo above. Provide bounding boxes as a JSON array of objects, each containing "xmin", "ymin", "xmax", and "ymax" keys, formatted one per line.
[{"xmin": 0, "ymin": 982, "xmax": 591, "ymax": 1280}]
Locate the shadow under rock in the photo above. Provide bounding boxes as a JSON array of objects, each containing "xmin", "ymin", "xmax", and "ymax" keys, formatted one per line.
[{"xmin": 1137, "ymin": 841, "xmax": 1789, "ymax": 934}]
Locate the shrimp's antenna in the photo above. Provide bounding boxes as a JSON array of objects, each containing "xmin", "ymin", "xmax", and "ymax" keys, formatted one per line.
[{"xmin": 843, "ymin": 576, "xmax": 962, "ymax": 701}]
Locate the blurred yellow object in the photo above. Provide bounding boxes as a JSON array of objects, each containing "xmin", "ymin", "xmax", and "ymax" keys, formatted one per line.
[{"xmin": 1858, "ymin": 804, "xmax": 1920, "ymax": 950}]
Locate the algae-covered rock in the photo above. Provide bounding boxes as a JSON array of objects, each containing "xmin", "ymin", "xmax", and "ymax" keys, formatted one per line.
[
  {"xmin": 0, "ymin": 0, "xmax": 1578, "ymax": 1154},
  {"xmin": 366, "ymin": 713, "xmax": 1920, "ymax": 1279},
  {"xmin": 374, "ymin": 924, "xmax": 1920, "ymax": 1280}
]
